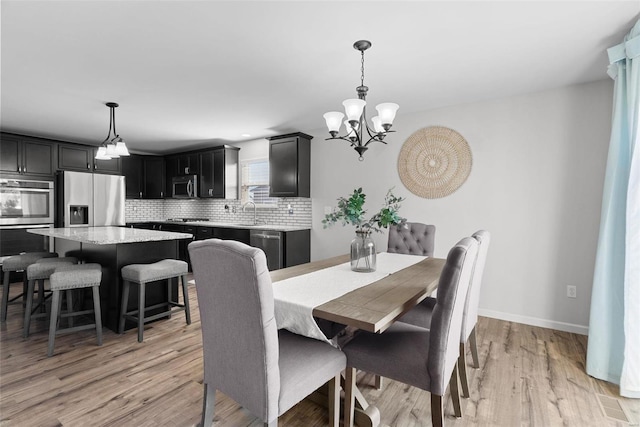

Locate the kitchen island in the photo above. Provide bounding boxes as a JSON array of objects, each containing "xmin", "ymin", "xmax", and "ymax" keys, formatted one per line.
[{"xmin": 29, "ymin": 226, "xmax": 193, "ymax": 332}]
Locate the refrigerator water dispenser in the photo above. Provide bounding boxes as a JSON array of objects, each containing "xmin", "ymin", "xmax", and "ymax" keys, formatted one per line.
[{"xmin": 69, "ymin": 205, "xmax": 89, "ymax": 225}]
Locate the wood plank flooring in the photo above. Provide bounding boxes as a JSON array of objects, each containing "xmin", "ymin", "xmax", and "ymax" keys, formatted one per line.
[{"xmin": 1, "ymin": 278, "xmax": 638, "ymax": 426}]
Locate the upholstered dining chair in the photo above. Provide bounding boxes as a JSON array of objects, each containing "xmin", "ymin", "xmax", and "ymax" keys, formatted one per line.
[
  {"xmin": 399, "ymin": 230, "xmax": 491, "ymax": 398},
  {"xmin": 387, "ymin": 222, "xmax": 436, "ymax": 256},
  {"xmin": 342, "ymin": 237, "xmax": 479, "ymax": 427},
  {"xmin": 188, "ymin": 238, "xmax": 346, "ymax": 427}
]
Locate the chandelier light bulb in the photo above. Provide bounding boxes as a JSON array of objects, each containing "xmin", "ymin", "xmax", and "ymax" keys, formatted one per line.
[
  {"xmin": 323, "ymin": 112, "xmax": 345, "ymax": 136},
  {"xmin": 342, "ymin": 99, "xmax": 366, "ymax": 123},
  {"xmin": 375, "ymin": 103, "xmax": 399, "ymax": 128},
  {"xmin": 371, "ymin": 116, "xmax": 385, "ymax": 134}
]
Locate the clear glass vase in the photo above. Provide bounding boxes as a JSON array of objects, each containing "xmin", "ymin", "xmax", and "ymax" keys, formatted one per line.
[{"xmin": 351, "ymin": 230, "xmax": 376, "ymax": 272}]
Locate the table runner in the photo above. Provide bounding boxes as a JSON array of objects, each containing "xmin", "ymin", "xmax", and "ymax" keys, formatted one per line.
[{"xmin": 272, "ymin": 252, "xmax": 427, "ymax": 344}]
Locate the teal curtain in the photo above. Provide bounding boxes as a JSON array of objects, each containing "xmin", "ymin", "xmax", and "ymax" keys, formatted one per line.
[{"xmin": 587, "ymin": 20, "xmax": 640, "ymax": 398}]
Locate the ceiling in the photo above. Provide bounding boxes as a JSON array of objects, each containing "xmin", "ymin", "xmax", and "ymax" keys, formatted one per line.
[{"xmin": 1, "ymin": 1, "xmax": 638, "ymax": 155}]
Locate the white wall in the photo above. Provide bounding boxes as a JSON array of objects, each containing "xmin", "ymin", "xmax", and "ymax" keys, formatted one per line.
[{"xmin": 306, "ymin": 80, "xmax": 613, "ymax": 334}]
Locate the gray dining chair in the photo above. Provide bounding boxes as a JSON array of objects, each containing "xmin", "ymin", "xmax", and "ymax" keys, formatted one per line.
[
  {"xmin": 387, "ymin": 222, "xmax": 436, "ymax": 256},
  {"xmin": 188, "ymin": 238, "xmax": 346, "ymax": 427},
  {"xmin": 342, "ymin": 237, "xmax": 479, "ymax": 427},
  {"xmin": 399, "ymin": 230, "xmax": 490, "ymax": 398}
]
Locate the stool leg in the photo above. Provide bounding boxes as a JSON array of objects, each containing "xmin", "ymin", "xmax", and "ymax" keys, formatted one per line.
[
  {"xmin": 93, "ymin": 285, "xmax": 103, "ymax": 346},
  {"xmin": 119, "ymin": 280, "xmax": 130, "ymax": 334},
  {"xmin": 1, "ymin": 271, "xmax": 11, "ymax": 322},
  {"xmin": 22, "ymin": 272, "xmax": 28, "ymax": 306},
  {"xmin": 38, "ymin": 278, "xmax": 46, "ymax": 313},
  {"xmin": 66, "ymin": 290, "xmax": 74, "ymax": 328},
  {"xmin": 47, "ymin": 290, "xmax": 62, "ymax": 357},
  {"xmin": 23, "ymin": 279, "xmax": 37, "ymax": 338},
  {"xmin": 166, "ymin": 278, "xmax": 172, "ymax": 319},
  {"xmin": 138, "ymin": 282, "xmax": 145, "ymax": 343},
  {"xmin": 181, "ymin": 275, "xmax": 191, "ymax": 325}
]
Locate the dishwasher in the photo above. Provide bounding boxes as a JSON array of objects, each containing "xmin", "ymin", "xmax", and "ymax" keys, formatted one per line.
[{"xmin": 250, "ymin": 230, "xmax": 283, "ymax": 271}]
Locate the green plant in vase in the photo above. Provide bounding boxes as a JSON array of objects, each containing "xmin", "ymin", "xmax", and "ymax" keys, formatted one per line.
[{"xmin": 323, "ymin": 188, "xmax": 406, "ymax": 272}]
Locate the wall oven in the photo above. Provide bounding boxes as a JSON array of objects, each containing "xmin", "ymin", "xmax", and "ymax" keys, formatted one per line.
[
  {"xmin": 172, "ymin": 175, "xmax": 197, "ymax": 198},
  {"xmin": 0, "ymin": 179, "xmax": 55, "ymax": 256},
  {"xmin": 0, "ymin": 178, "xmax": 54, "ymax": 225}
]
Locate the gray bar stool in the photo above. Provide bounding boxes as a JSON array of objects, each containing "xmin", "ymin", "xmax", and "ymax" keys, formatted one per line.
[
  {"xmin": 47, "ymin": 263, "xmax": 103, "ymax": 357},
  {"xmin": 1, "ymin": 252, "xmax": 58, "ymax": 322},
  {"xmin": 119, "ymin": 259, "xmax": 190, "ymax": 343},
  {"xmin": 23, "ymin": 257, "xmax": 79, "ymax": 338}
]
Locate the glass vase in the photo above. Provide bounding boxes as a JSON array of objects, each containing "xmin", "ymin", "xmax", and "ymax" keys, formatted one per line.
[{"xmin": 351, "ymin": 230, "xmax": 376, "ymax": 272}]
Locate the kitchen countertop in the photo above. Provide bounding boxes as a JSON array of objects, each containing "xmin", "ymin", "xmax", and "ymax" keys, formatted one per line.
[
  {"xmin": 28, "ymin": 226, "xmax": 193, "ymax": 245},
  {"xmin": 134, "ymin": 220, "xmax": 311, "ymax": 232}
]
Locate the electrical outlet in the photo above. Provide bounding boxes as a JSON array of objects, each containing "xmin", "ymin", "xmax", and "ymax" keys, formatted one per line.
[
  {"xmin": 287, "ymin": 204, "xmax": 294, "ymax": 215},
  {"xmin": 567, "ymin": 285, "xmax": 577, "ymax": 299}
]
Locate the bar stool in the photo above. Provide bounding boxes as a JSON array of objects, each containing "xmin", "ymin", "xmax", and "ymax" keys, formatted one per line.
[
  {"xmin": 119, "ymin": 259, "xmax": 190, "ymax": 343},
  {"xmin": 47, "ymin": 263, "xmax": 103, "ymax": 357},
  {"xmin": 23, "ymin": 257, "xmax": 79, "ymax": 338},
  {"xmin": 1, "ymin": 252, "xmax": 58, "ymax": 322}
]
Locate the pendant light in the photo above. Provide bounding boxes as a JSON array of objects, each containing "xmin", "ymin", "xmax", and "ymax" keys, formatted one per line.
[{"xmin": 96, "ymin": 102, "xmax": 130, "ymax": 160}]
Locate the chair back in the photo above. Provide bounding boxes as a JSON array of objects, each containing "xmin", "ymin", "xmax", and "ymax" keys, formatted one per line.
[
  {"xmin": 387, "ymin": 222, "xmax": 436, "ymax": 256},
  {"xmin": 427, "ymin": 237, "xmax": 478, "ymax": 395},
  {"xmin": 461, "ymin": 230, "xmax": 491, "ymax": 341},
  {"xmin": 188, "ymin": 239, "xmax": 280, "ymax": 422}
]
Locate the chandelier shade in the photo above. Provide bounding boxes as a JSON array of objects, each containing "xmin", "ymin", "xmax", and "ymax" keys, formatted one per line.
[
  {"xmin": 96, "ymin": 102, "xmax": 130, "ymax": 160},
  {"xmin": 323, "ymin": 40, "xmax": 399, "ymax": 161}
]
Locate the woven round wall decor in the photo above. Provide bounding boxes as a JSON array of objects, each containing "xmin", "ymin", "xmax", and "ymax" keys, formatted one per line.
[{"xmin": 398, "ymin": 126, "xmax": 472, "ymax": 199}]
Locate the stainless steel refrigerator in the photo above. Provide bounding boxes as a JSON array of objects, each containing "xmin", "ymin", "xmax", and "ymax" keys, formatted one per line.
[{"xmin": 56, "ymin": 171, "xmax": 125, "ymax": 227}]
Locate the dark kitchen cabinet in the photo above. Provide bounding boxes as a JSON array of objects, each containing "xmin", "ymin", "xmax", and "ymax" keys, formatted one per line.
[
  {"xmin": 268, "ymin": 132, "xmax": 311, "ymax": 198},
  {"xmin": 122, "ymin": 155, "xmax": 165, "ymax": 199},
  {"xmin": 92, "ymin": 149, "xmax": 122, "ymax": 175},
  {"xmin": 58, "ymin": 144, "xmax": 94, "ymax": 172},
  {"xmin": 175, "ymin": 153, "xmax": 199, "ymax": 176},
  {"xmin": 213, "ymin": 227, "xmax": 250, "ymax": 245},
  {"xmin": 1, "ymin": 134, "xmax": 55, "ymax": 178},
  {"xmin": 199, "ymin": 146, "xmax": 239, "ymax": 199},
  {"xmin": 164, "ymin": 156, "xmax": 178, "ymax": 198}
]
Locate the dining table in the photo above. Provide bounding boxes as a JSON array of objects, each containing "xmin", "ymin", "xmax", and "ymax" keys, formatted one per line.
[{"xmin": 270, "ymin": 252, "xmax": 446, "ymax": 427}]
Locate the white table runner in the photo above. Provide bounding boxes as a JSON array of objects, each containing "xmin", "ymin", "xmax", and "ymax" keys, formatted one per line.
[{"xmin": 272, "ymin": 252, "xmax": 427, "ymax": 344}]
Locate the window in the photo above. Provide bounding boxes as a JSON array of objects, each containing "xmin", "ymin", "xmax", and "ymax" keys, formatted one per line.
[{"xmin": 241, "ymin": 159, "xmax": 278, "ymax": 207}]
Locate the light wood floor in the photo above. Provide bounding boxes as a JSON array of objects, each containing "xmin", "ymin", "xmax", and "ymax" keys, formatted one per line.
[{"xmin": 1, "ymin": 279, "xmax": 638, "ymax": 427}]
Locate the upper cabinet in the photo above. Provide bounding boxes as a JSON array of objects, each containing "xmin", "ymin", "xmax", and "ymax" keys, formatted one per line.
[
  {"xmin": 58, "ymin": 144, "xmax": 121, "ymax": 174},
  {"xmin": 199, "ymin": 146, "xmax": 239, "ymax": 199},
  {"xmin": 122, "ymin": 154, "xmax": 165, "ymax": 199},
  {"xmin": 268, "ymin": 132, "xmax": 311, "ymax": 198},
  {"xmin": 0, "ymin": 134, "xmax": 55, "ymax": 178},
  {"xmin": 175, "ymin": 153, "xmax": 199, "ymax": 176}
]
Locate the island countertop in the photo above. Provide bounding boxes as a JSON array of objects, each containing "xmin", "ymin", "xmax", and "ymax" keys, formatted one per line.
[{"xmin": 28, "ymin": 226, "xmax": 193, "ymax": 245}]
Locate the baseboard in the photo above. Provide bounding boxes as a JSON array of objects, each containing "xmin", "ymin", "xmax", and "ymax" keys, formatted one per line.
[{"xmin": 478, "ymin": 308, "xmax": 589, "ymax": 335}]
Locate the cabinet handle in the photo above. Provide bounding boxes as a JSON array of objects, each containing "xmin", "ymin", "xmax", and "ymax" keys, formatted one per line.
[
  {"xmin": 95, "ymin": 164, "xmax": 98, "ymax": 170},
  {"xmin": 87, "ymin": 163, "xmax": 91, "ymax": 169},
  {"xmin": 209, "ymin": 189, "xmax": 213, "ymax": 196},
  {"xmin": 139, "ymin": 191, "xmax": 143, "ymax": 198},
  {"xmin": 161, "ymin": 191, "xmax": 164, "ymax": 198},
  {"xmin": 185, "ymin": 167, "xmax": 189, "ymax": 174},
  {"xmin": 18, "ymin": 166, "xmax": 22, "ymax": 173}
]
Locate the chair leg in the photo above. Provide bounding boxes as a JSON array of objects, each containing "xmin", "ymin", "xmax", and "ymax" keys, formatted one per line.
[
  {"xmin": 1, "ymin": 271, "xmax": 11, "ymax": 322},
  {"xmin": 374, "ymin": 374, "xmax": 383, "ymax": 390},
  {"xmin": 449, "ymin": 363, "xmax": 462, "ymax": 418},
  {"xmin": 119, "ymin": 280, "xmax": 130, "ymax": 334},
  {"xmin": 93, "ymin": 285, "xmax": 103, "ymax": 346},
  {"xmin": 469, "ymin": 326, "xmax": 480, "ymax": 368},
  {"xmin": 181, "ymin": 275, "xmax": 191, "ymax": 325},
  {"xmin": 23, "ymin": 279, "xmax": 36, "ymax": 338},
  {"xmin": 344, "ymin": 367, "xmax": 356, "ymax": 427},
  {"xmin": 47, "ymin": 290, "xmax": 62, "ymax": 357},
  {"xmin": 38, "ymin": 278, "xmax": 46, "ymax": 313},
  {"xmin": 327, "ymin": 374, "xmax": 340, "ymax": 427},
  {"xmin": 459, "ymin": 342, "xmax": 470, "ymax": 398},
  {"xmin": 431, "ymin": 394, "xmax": 444, "ymax": 427},
  {"xmin": 201, "ymin": 383, "xmax": 215, "ymax": 427},
  {"xmin": 138, "ymin": 282, "xmax": 145, "ymax": 343}
]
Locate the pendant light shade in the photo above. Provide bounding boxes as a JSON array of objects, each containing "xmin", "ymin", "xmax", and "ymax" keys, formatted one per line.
[
  {"xmin": 96, "ymin": 102, "xmax": 130, "ymax": 160},
  {"xmin": 342, "ymin": 99, "xmax": 366, "ymax": 123},
  {"xmin": 323, "ymin": 112, "xmax": 345, "ymax": 136}
]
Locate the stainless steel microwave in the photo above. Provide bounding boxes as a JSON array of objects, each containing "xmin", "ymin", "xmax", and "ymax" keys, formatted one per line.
[{"xmin": 172, "ymin": 175, "xmax": 197, "ymax": 198}]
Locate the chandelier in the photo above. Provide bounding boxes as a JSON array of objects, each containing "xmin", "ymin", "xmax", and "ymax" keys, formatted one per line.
[
  {"xmin": 323, "ymin": 40, "xmax": 399, "ymax": 161},
  {"xmin": 95, "ymin": 102, "xmax": 130, "ymax": 160}
]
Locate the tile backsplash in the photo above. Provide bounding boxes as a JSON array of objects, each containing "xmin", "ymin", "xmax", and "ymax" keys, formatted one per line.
[{"xmin": 125, "ymin": 198, "xmax": 312, "ymax": 227}]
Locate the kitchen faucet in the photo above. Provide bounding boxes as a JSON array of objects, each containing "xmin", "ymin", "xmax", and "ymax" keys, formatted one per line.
[{"xmin": 242, "ymin": 201, "xmax": 258, "ymax": 225}]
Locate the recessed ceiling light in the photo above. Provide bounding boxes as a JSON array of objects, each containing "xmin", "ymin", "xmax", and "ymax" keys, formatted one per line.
[{"xmin": 241, "ymin": 133, "xmax": 251, "ymax": 138}]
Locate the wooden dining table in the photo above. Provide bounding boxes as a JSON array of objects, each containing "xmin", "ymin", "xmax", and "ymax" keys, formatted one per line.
[{"xmin": 270, "ymin": 253, "xmax": 446, "ymax": 427}]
